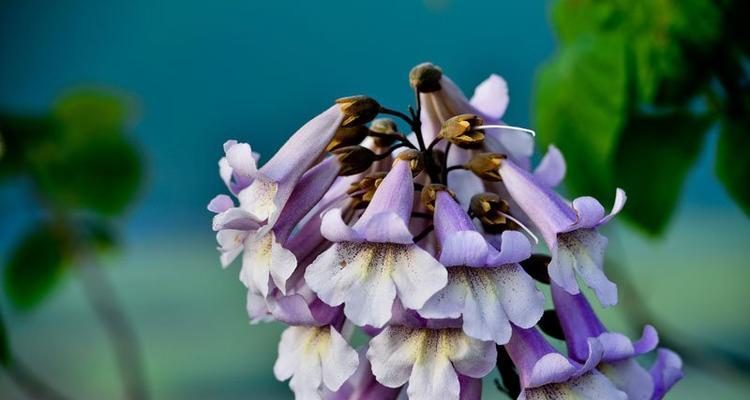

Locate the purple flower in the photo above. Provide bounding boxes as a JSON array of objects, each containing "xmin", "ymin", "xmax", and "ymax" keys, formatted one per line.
[
  {"xmin": 274, "ymin": 324, "xmax": 359, "ymax": 399},
  {"xmin": 417, "ymin": 191, "xmax": 545, "ymax": 344},
  {"xmin": 238, "ymin": 105, "xmax": 343, "ymax": 225},
  {"xmin": 305, "ymin": 159, "xmax": 448, "ymax": 328},
  {"xmin": 551, "ymin": 284, "xmax": 683, "ymax": 399},
  {"xmin": 498, "ymin": 157, "xmax": 626, "ymax": 306},
  {"xmin": 504, "ymin": 324, "xmax": 626, "ymax": 399},
  {"xmin": 367, "ymin": 326, "xmax": 496, "ymax": 400},
  {"xmin": 325, "ymin": 347, "xmax": 401, "ymax": 400}
]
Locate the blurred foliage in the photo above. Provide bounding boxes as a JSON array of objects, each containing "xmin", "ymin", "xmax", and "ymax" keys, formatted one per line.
[
  {"xmin": 0, "ymin": 310, "xmax": 8, "ymax": 366},
  {"xmin": 535, "ymin": 0, "xmax": 750, "ymax": 235},
  {"xmin": 0, "ymin": 90, "xmax": 142, "ymax": 313}
]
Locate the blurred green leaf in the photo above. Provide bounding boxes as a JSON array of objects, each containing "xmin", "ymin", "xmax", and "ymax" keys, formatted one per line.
[
  {"xmin": 54, "ymin": 91, "xmax": 130, "ymax": 142},
  {"xmin": 552, "ymin": 0, "xmax": 624, "ymax": 44},
  {"xmin": 3, "ymin": 225, "xmax": 71, "ymax": 311},
  {"xmin": 0, "ymin": 310, "xmax": 9, "ymax": 366},
  {"xmin": 81, "ymin": 218, "xmax": 119, "ymax": 253},
  {"xmin": 535, "ymin": 32, "xmax": 628, "ymax": 200},
  {"xmin": 0, "ymin": 114, "xmax": 57, "ymax": 180},
  {"xmin": 34, "ymin": 135, "xmax": 143, "ymax": 216},
  {"xmin": 615, "ymin": 112, "xmax": 712, "ymax": 235},
  {"xmin": 716, "ymin": 116, "xmax": 750, "ymax": 216}
]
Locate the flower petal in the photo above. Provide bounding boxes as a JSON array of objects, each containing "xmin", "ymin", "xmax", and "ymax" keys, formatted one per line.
[
  {"xmin": 533, "ymin": 145, "xmax": 566, "ymax": 188},
  {"xmin": 470, "ymin": 74, "xmax": 509, "ymax": 120},
  {"xmin": 360, "ymin": 212, "xmax": 414, "ymax": 245},
  {"xmin": 599, "ymin": 188, "xmax": 627, "ymax": 225},
  {"xmin": 225, "ymin": 141, "xmax": 257, "ymax": 179},
  {"xmin": 391, "ymin": 245, "xmax": 447, "ymax": 311},
  {"xmin": 321, "ymin": 208, "xmax": 363, "ymax": 243},
  {"xmin": 439, "ymin": 231, "xmax": 490, "ymax": 268},
  {"xmin": 207, "ymin": 194, "xmax": 234, "ymax": 213},
  {"xmin": 598, "ymin": 359, "xmax": 654, "ymax": 400},
  {"xmin": 321, "ymin": 327, "xmax": 360, "ymax": 391},
  {"xmin": 521, "ymin": 370, "xmax": 627, "ymax": 400},
  {"xmin": 407, "ymin": 351, "xmax": 460, "ymax": 400},
  {"xmin": 650, "ymin": 348, "xmax": 683, "ymax": 400},
  {"xmin": 496, "ymin": 263, "xmax": 545, "ymax": 330},
  {"xmin": 551, "ymin": 229, "xmax": 617, "ymax": 307},
  {"xmin": 486, "ymin": 230, "xmax": 532, "ymax": 267},
  {"xmin": 367, "ymin": 327, "xmax": 420, "ymax": 388}
]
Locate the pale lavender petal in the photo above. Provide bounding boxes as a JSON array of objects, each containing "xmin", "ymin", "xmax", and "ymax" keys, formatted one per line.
[
  {"xmin": 418, "ymin": 271, "xmax": 468, "ymax": 320},
  {"xmin": 225, "ymin": 141, "xmax": 257, "ymax": 179},
  {"xmin": 321, "ymin": 327, "xmax": 360, "ymax": 391},
  {"xmin": 216, "ymin": 229, "xmax": 247, "ymax": 268},
  {"xmin": 551, "ymin": 284, "xmax": 607, "ymax": 362},
  {"xmin": 496, "ymin": 263, "xmax": 545, "ymax": 330},
  {"xmin": 360, "ymin": 212, "xmax": 413, "ymax": 245},
  {"xmin": 273, "ymin": 156, "xmax": 341, "ymax": 242},
  {"xmin": 239, "ymin": 230, "xmax": 297, "ymax": 296},
  {"xmin": 598, "ymin": 359, "xmax": 654, "ymax": 400},
  {"xmin": 212, "ymin": 207, "xmax": 261, "ymax": 231},
  {"xmin": 439, "ymin": 231, "xmax": 490, "ymax": 268},
  {"xmin": 448, "ymin": 330, "xmax": 498, "ymax": 378},
  {"xmin": 354, "ymin": 160, "xmax": 414, "ymax": 233},
  {"xmin": 598, "ymin": 188, "xmax": 627, "ymax": 225},
  {"xmin": 568, "ymin": 197, "xmax": 606, "ymax": 231},
  {"xmin": 207, "ymin": 194, "xmax": 234, "ymax": 213},
  {"xmin": 469, "ymin": 74, "xmax": 509, "ymax": 120},
  {"xmin": 390, "ymin": 246, "xmax": 447, "ymax": 311},
  {"xmin": 367, "ymin": 327, "xmax": 420, "ymax": 388},
  {"xmin": 551, "ymin": 229, "xmax": 617, "ymax": 307},
  {"xmin": 434, "ymin": 190, "xmax": 476, "ymax": 247},
  {"xmin": 327, "ymin": 347, "xmax": 401, "ymax": 400},
  {"xmin": 321, "ymin": 208, "xmax": 363, "ymax": 243},
  {"xmin": 520, "ymin": 370, "xmax": 627, "ymax": 400},
  {"xmin": 499, "ymin": 159, "xmax": 576, "ymax": 246},
  {"xmin": 407, "ymin": 350, "xmax": 460, "ymax": 400},
  {"xmin": 633, "ymin": 325, "xmax": 659, "ymax": 356},
  {"xmin": 246, "ymin": 287, "xmax": 273, "ymax": 324},
  {"xmin": 486, "ymin": 230, "xmax": 532, "ymax": 267},
  {"xmin": 650, "ymin": 348, "xmax": 683, "ymax": 400},
  {"xmin": 533, "ymin": 145, "xmax": 566, "ymax": 188}
]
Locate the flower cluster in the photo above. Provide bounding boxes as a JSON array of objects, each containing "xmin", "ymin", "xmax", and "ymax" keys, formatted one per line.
[{"xmin": 208, "ymin": 63, "xmax": 683, "ymax": 399}]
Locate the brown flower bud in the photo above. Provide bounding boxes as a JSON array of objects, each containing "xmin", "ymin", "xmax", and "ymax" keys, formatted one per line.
[
  {"xmin": 326, "ymin": 125, "xmax": 370, "ymax": 152},
  {"xmin": 395, "ymin": 149, "xmax": 424, "ymax": 175},
  {"xmin": 470, "ymin": 193, "xmax": 510, "ymax": 226},
  {"xmin": 465, "ymin": 152, "xmax": 505, "ymax": 181},
  {"xmin": 421, "ymin": 184, "xmax": 455, "ymax": 213},
  {"xmin": 409, "ymin": 62, "xmax": 443, "ymax": 93},
  {"xmin": 439, "ymin": 114, "xmax": 485, "ymax": 148},
  {"xmin": 336, "ymin": 96, "xmax": 381, "ymax": 127},
  {"xmin": 333, "ymin": 145, "xmax": 377, "ymax": 176},
  {"xmin": 369, "ymin": 118, "xmax": 399, "ymax": 147}
]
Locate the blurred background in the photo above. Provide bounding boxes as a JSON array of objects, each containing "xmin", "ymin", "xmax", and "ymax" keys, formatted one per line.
[{"xmin": 1, "ymin": 0, "xmax": 748, "ymax": 399}]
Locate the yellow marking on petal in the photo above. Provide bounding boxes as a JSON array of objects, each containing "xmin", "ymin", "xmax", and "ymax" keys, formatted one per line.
[{"xmin": 239, "ymin": 179, "xmax": 278, "ymax": 221}]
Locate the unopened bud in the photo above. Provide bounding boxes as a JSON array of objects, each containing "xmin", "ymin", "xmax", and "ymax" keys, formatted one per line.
[
  {"xmin": 421, "ymin": 184, "xmax": 455, "ymax": 213},
  {"xmin": 369, "ymin": 118, "xmax": 399, "ymax": 147},
  {"xmin": 333, "ymin": 145, "xmax": 377, "ymax": 176},
  {"xmin": 465, "ymin": 152, "xmax": 505, "ymax": 181},
  {"xmin": 326, "ymin": 125, "xmax": 370, "ymax": 152},
  {"xmin": 470, "ymin": 193, "xmax": 510, "ymax": 226},
  {"xmin": 439, "ymin": 114, "xmax": 485, "ymax": 148},
  {"xmin": 395, "ymin": 149, "xmax": 424, "ymax": 175},
  {"xmin": 336, "ymin": 96, "xmax": 381, "ymax": 127},
  {"xmin": 409, "ymin": 62, "xmax": 443, "ymax": 93}
]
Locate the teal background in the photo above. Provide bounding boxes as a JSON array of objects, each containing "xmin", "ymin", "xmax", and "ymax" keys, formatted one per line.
[{"xmin": 1, "ymin": 0, "xmax": 748, "ymax": 399}]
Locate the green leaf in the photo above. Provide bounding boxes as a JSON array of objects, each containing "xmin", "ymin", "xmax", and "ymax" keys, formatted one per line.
[
  {"xmin": 551, "ymin": 0, "xmax": 624, "ymax": 44},
  {"xmin": 53, "ymin": 90, "xmax": 130, "ymax": 142},
  {"xmin": 614, "ymin": 112, "xmax": 712, "ymax": 235},
  {"xmin": 0, "ymin": 114, "xmax": 57, "ymax": 181},
  {"xmin": 0, "ymin": 310, "xmax": 9, "ymax": 366},
  {"xmin": 535, "ymin": 32, "xmax": 628, "ymax": 200},
  {"xmin": 33, "ymin": 135, "xmax": 143, "ymax": 216},
  {"xmin": 3, "ymin": 226, "xmax": 71, "ymax": 311},
  {"xmin": 716, "ymin": 115, "xmax": 750, "ymax": 216}
]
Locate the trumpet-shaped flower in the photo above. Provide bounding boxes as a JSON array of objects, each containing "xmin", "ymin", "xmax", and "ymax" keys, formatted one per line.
[
  {"xmin": 418, "ymin": 191, "xmax": 544, "ymax": 344},
  {"xmin": 551, "ymin": 284, "xmax": 682, "ymax": 399},
  {"xmin": 498, "ymin": 158, "xmax": 626, "ymax": 306},
  {"xmin": 305, "ymin": 160, "xmax": 448, "ymax": 328},
  {"xmin": 367, "ymin": 326, "xmax": 496, "ymax": 400}
]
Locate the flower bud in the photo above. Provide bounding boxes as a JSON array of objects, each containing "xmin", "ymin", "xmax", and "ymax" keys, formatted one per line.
[
  {"xmin": 332, "ymin": 145, "xmax": 377, "ymax": 176},
  {"xmin": 469, "ymin": 192, "xmax": 510, "ymax": 226},
  {"xmin": 348, "ymin": 172, "xmax": 388, "ymax": 203},
  {"xmin": 395, "ymin": 149, "xmax": 424, "ymax": 175},
  {"xmin": 421, "ymin": 183, "xmax": 455, "ymax": 213},
  {"xmin": 326, "ymin": 125, "xmax": 370, "ymax": 152},
  {"xmin": 465, "ymin": 152, "xmax": 505, "ymax": 181},
  {"xmin": 409, "ymin": 62, "xmax": 443, "ymax": 93},
  {"xmin": 439, "ymin": 114, "xmax": 485, "ymax": 148},
  {"xmin": 369, "ymin": 118, "xmax": 399, "ymax": 147},
  {"xmin": 336, "ymin": 96, "xmax": 381, "ymax": 127},
  {"xmin": 520, "ymin": 254, "xmax": 552, "ymax": 285}
]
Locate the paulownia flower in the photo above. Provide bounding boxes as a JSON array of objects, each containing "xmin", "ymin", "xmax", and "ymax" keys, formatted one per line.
[
  {"xmin": 551, "ymin": 284, "xmax": 683, "ymax": 399},
  {"xmin": 211, "ymin": 156, "xmax": 340, "ymax": 296},
  {"xmin": 367, "ymin": 326, "xmax": 496, "ymax": 400},
  {"xmin": 418, "ymin": 191, "xmax": 545, "ymax": 344},
  {"xmin": 326, "ymin": 346, "xmax": 401, "ymax": 400},
  {"xmin": 504, "ymin": 324, "xmax": 626, "ymax": 400},
  {"xmin": 305, "ymin": 159, "xmax": 448, "ymax": 328},
  {"xmin": 498, "ymin": 157, "xmax": 626, "ymax": 307},
  {"xmin": 238, "ymin": 105, "xmax": 343, "ymax": 225}
]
